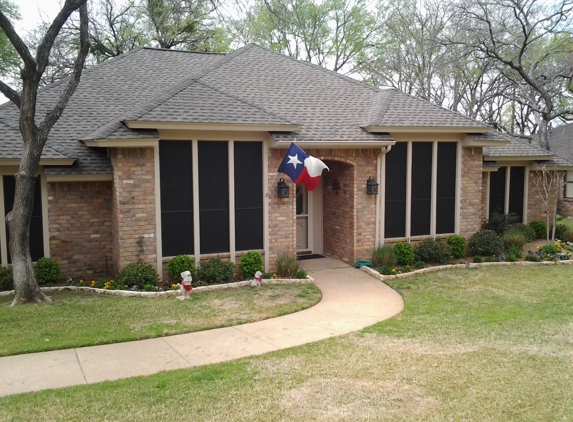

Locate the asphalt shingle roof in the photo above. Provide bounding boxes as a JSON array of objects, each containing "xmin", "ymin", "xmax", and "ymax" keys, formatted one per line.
[
  {"xmin": 484, "ymin": 138, "xmax": 554, "ymax": 158},
  {"xmin": 0, "ymin": 43, "xmax": 516, "ymax": 175},
  {"xmin": 548, "ymin": 123, "xmax": 573, "ymax": 160}
]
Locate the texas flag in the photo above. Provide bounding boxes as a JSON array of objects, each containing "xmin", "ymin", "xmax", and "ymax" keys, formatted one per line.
[{"xmin": 277, "ymin": 143, "xmax": 329, "ymax": 191}]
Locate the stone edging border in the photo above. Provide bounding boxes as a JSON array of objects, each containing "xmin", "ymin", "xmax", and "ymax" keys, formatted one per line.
[
  {"xmin": 0, "ymin": 277, "xmax": 315, "ymax": 298},
  {"xmin": 360, "ymin": 259, "xmax": 573, "ymax": 282}
]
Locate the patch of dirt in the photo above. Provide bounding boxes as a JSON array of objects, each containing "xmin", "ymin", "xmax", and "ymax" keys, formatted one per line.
[{"xmin": 280, "ymin": 377, "xmax": 437, "ymax": 421}]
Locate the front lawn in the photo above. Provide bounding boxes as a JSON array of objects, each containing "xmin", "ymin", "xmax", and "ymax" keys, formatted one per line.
[
  {"xmin": 0, "ymin": 265, "xmax": 571, "ymax": 421},
  {"xmin": 0, "ymin": 284, "xmax": 321, "ymax": 357}
]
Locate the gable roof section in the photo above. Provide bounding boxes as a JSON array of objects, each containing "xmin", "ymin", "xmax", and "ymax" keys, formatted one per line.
[
  {"xmin": 0, "ymin": 48, "xmax": 225, "ymax": 174},
  {"xmin": 361, "ymin": 89, "xmax": 490, "ymax": 132},
  {"xmin": 484, "ymin": 136, "xmax": 573, "ymax": 168},
  {"xmin": 548, "ymin": 123, "xmax": 573, "ymax": 160}
]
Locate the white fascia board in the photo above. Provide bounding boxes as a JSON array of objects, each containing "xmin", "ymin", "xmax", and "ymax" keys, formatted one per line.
[{"xmin": 363, "ymin": 125, "xmax": 490, "ymax": 134}]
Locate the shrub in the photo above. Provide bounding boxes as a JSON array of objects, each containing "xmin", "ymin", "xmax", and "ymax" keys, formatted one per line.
[
  {"xmin": 378, "ymin": 265, "xmax": 393, "ymax": 275},
  {"xmin": 525, "ymin": 253, "xmax": 541, "ymax": 262},
  {"xmin": 371, "ymin": 246, "xmax": 396, "ymax": 268},
  {"xmin": 414, "ymin": 261, "xmax": 426, "ymax": 269},
  {"xmin": 34, "ymin": 257, "xmax": 61, "ymax": 285},
  {"xmin": 482, "ymin": 212, "xmax": 519, "ymax": 235},
  {"xmin": 393, "ymin": 242, "xmax": 415, "ymax": 265},
  {"xmin": 505, "ymin": 254, "xmax": 518, "ymax": 262},
  {"xmin": 240, "ymin": 251, "xmax": 264, "ymax": 279},
  {"xmin": 473, "ymin": 256, "xmax": 483, "ymax": 263},
  {"xmin": 508, "ymin": 223, "xmax": 536, "ymax": 242},
  {"xmin": 294, "ymin": 269, "xmax": 307, "ymax": 279},
  {"xmin": 468, "ymin": 230, "xmax": 504, "ymax": 257},
  {"xmin": 506, "ymin": 246, "xmax": 523, "ymax": 258},
  {"xmin": 166, "ymin": 255, "xmax": 196, "ymax": 283},
  {"xmin": 197, "ymin": 257, "xmax": 235, "ymax": 285},
  {"xmin": 0, "ymin": 266, "xmax": 13, "ymax": 291},
  {"xmin": 502, "ymin": 229, "xmax": 527, "ymax": 251},
  {"xmin": 563, "ymin": 229, "xmax": 573, "ymax": 243},
  {"xmin": 447, "ymin": 235, "xmax": 467, "ymax": 259},
  {"xmin": 414, "ymin": 239, "xmax": 451, "ymax": 264},
  {"xmin": 117, "ymin": 262, "xmax": 159, "ymax": 288},
  {"xmin": 556, "ymin": 214, "xmax": 564, "ymax": 221},
  {"xmin": 275, "ymin": 255, "xmax": 299, "ymax": 278},
  {"xmin": 529, "ymin": 220, "xmax": 547, "ymax": 239},
  {"xmin": 541, "ymin": 244, "xmax": 559, "ymax": 255},
  {"xmin": 550, "ymin": 223, "xmax": 568, "ymax": 240}
]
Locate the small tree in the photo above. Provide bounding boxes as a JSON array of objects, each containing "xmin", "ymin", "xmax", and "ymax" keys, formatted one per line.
[{"xmin": 531, "ymin": 165, "xmax": 565, "ymax": 242}]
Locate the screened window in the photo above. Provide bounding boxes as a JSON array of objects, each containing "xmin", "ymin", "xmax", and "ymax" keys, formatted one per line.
[
  {"xmin": 384, "ymin": 141, "xmax": 458, "ymax": 239},
  {"xmin": 159, "ymin": 140, "xmax": 263, "ymax": 257},
  {"xmin": 566, "ymin": 171, "xmax": 573, "ymax": 198},
  {"xmin": 487, "ymin": 166, "xmax": 525, "ymax": 222}
]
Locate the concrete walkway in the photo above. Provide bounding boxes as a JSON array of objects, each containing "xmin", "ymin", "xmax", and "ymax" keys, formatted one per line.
[{"xmin": 0, "ymin": 258, "xmax": 403, "ymax": 397}]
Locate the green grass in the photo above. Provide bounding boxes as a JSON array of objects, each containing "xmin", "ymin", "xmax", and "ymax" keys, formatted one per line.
[
  {"xmin": 0, "ymin": 284, "xmax": 321, "ymax": 357},
  {"xmin": 1, "ymin": 266, "xmax": 572, "ymax": 421}
]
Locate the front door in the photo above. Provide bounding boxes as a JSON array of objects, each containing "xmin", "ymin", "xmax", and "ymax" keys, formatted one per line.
[{"xmin": 296, "ymin": 184, "xmax": 309, "ymax": 251}]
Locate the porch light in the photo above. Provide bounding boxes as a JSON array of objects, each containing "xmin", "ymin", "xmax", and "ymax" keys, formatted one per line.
[
  {"xmin": 277, "ymin": 178, "xmax": 290, "ymax": 198},
  {"xmin": 332, "ymin": 179, "xmax": 340, "ymax": 195},
  {"xmin": 366, "ymin": 177, "xmax": 379, "ymax": 195}
]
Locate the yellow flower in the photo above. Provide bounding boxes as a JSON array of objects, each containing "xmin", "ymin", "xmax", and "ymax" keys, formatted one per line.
[
  {"xmin": 91, "ymin": 280, "xmax": 96, "ymax": 287},
  {"xmin": 391, "ymin": 268, "xmax": 396, "ymax": 273},
  {"xmin": 537, "ymin": 245, "xmax": 541, "ymax": 249},
  {"xmin": 398, "ymin": 270, "xmax": 402, "ymax": 274},
  {"xmin": 79, "ymin": 279, "xmax": 84, "ymax": 285},
  {"xmin": 272, "ymin": 273, "xmax": 278, "ymax": 279}
]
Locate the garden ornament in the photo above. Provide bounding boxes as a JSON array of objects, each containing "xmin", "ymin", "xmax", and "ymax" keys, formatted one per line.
[
  {"xmin": 250, "ymin": 270, "xmax": 263, "ymax": 288},
  {"xmin": 178, "ymin": 270, "xmax": 192, "ymax": 300}
]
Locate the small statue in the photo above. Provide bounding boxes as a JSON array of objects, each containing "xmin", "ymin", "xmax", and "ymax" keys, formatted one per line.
[
  {"xmin": 178, "ymin": 270, "xmax": 193, "ymax": 300},
  {"xmin": 250, "ymin": 270, "xmax": 263, "ymax": 288}
]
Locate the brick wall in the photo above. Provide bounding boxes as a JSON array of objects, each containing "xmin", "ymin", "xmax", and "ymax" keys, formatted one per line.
[
  {"xmin": 110, "ymin": 148, "xmax": 157, "ymax": 273},
  {"xmin": 47, "ymin": 181, "xmax": 113, "ymax": 280},
  {"xmin": 459, "ymin": 147, "xmax": 484, "ymax": 237},
  {"xmin": 267, "ymin": 149, "xmax": 296, "ymax": 270}
]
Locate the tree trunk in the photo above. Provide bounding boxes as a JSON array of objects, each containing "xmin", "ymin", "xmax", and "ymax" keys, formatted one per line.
[{"xmin": 8, "ymin": 147, "xmax": 51, "ymax": 306}]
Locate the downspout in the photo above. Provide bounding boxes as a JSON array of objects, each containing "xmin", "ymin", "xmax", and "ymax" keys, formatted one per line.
[{"xmin": 376, "ymin": 145, "xmax": 392, "ymax": 246}]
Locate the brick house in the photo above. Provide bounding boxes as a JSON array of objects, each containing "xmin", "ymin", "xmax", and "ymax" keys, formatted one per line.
[{"xmin": 0, "ymin": 44, "xmax": 571, "ymax": 280}]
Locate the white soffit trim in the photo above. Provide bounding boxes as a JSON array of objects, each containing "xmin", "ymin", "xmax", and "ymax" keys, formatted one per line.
[
  {"xmin": 45, "ymin": 174, "xmax": 114, "ymax": 182},
  {"xmin": 484, "ymin": 155, "xmax": 553, "ymax": 162},
  {"xmin": 125, "ymin": 121, "xmax": 300, "ymax": 132},
  {"xmin": 364, "ymin": 125, "xmax": 490, "ymax": 134},
  {"xmin": 271, "ymin": 140, "xmax": 394, "ymax": 149},
  {"xmin": 83, "ymin": 139, "xmax": 160, "ymax": 147},
  {"xmin": 462, "ymin": 138, "xmax": 509, "ymax": 147}
]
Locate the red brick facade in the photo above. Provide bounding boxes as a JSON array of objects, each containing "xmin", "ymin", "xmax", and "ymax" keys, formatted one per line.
[
  {"xmin": 110, "ymin": 148, "xmax": 157, "ymax": 273},
  {"xmin": 47, "ymin": 181, "xmax": 113, "ymax": 280}
]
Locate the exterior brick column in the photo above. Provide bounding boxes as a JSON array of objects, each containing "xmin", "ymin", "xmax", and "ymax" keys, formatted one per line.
[
  {"xmin": 459, "ymin": 147, "xmax": 484, "ymax": 237},
  {"xmin": 110, "ymin": 148, "xmax": 157, "ymax": 273}
]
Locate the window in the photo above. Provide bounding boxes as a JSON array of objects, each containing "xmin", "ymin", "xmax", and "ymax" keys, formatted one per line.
[
  {"xmin": 384, "ymin": 141, "xmax": 458, "ymax": 239},
  {"xmin": 159, "ymin": 140, "xmax": 264, "ymax": 258},
  {"xmin": 1, "ymin": 175, "xmax": 45, "ymax": 264},
  {"xmin": 566, "ymin": 171, "xmax": 573, "ymax": 198},
  {"xmin": 487, "ymin": 166, "xmax": 525, "ymax": 222}
]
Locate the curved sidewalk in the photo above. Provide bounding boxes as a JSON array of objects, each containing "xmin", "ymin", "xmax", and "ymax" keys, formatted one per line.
[{"xmin": 0, "ymin": 258, "xmax": 403, "ymax": 397}]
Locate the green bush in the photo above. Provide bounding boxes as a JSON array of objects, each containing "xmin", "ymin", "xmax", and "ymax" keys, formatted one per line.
[
  {"xmin": 414, "ymin": 261, "xmax": 426, "ymax": 269},
  {"xmin": 240, "ymin": 251, "xmax": 263, "ymax": 279},
  {"xmin": 414, "ymin": 239, "xmax": 451, "ymax": 264},
  {"xmin": 473, "ymin": 256, "xmax": 483, "ymax": 263},
  {"xmin": 393, "ymin": 242, "xmax": 414, "ymax": 265},
  {"xmin": 505, "ymin": 254, "xmax": 518, "ymax": 262},
  {"xmin": 525, "ymin": 253, "xmax": 541, "ymax": 262},
  {"xmin": 506, "ymin": 246, "xmax": 523, "ymax": 259},
  {"xmin": 117, "ymin": 262, "xmax": 160, "ymax": 288},
  {"xmin": 34, "ymin": 257, "xmax": 61, "ymax": 285},
  {"xmin": 275, "ymin": 255, "xmax": 299, "ymax": 278},
  {"xmin": 294, "ymin": 269, "xmax": 307, "ymax": 279},
  {"xmin": 529, "ymin": 220, "xmax": 547, "ymax": 239},
  {"xmin": 447, "ymin": 235, "xmax": 467, "ymax": 258},
  {"xmin": 550, "ymin": 223, "xmax": 569, "ymax": 240},
  {"xmin": 0, "ymin": 266, "xmax": 13, "ymax": 291},
  {"xmin": 502, "ymin": 229, "xmax": 527, "ymax": 251},
  {"xmin": 482, "ymin": 212, "xmax": 520, "ymax": 235},
  {"xmin": 166, "ymin": 255, "xmax": 196, "ymax": 283},
  {"xmin": 371, "ymin": 246, "xmax": 396, "ymax": 268},
  {"xmin": 197, "ymin": 257, "xmax": 235, "ymax": 285},
  {"xmin": 468, "ymin": 230, "xmax": 504, "ymax": 256},
  {"xmin": 508, "ymin": 223, "xmax": 536, "ymax": 242},
  {"xmin": 378, "ymin": 265, "xmax": 393, "ymax": 275}
]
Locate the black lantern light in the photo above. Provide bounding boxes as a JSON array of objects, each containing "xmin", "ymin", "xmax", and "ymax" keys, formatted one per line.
[
  {"xmin": 277, "ymin": 178, "xmax": 290, "ymax": 198},
  {"xmin": 366, "ymin": 176, "xmax": 379, "ymax": 195},
  {"xmin": 332, "ymin": 179, "xmax": 340, "ymax": 195}
]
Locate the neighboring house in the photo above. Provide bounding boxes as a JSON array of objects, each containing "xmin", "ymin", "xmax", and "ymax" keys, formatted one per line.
[
  {"xmin": 0, "ymin": 44, "xmax": 570, "ymax": 280},
  {"xmin": 547, "ymin": 123, "xmax": 573, "ymax": 216}
]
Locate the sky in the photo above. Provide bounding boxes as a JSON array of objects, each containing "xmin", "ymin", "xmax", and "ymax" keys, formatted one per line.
[{"xmin": 13, "ymin": 0, "xmax": 68, "ymax": 34}]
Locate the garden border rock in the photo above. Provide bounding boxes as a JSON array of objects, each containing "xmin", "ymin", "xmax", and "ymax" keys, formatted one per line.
[
  {"xmin": 361, "ymin": 259, "xmax": 573, "ymax": 282},
  {"xmin": 0, "ymin": 277, "xmax": 315, "ymax": 298}
]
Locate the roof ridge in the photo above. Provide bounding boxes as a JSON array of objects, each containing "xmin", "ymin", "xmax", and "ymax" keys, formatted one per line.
[
  {"xmin": 140, "ymin": 46, "xmax": 226, "ymax": 56},
  {"xmin": 194, "ymin": 80, "xmax": 296, "ymax": 125},
  {"xmin": 122, "ymin": 45, "xmax": 255, "ymax": 121},
  {"xmin": 246, "ymin": 43, "xmax": 380, "ymax": 93}
]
